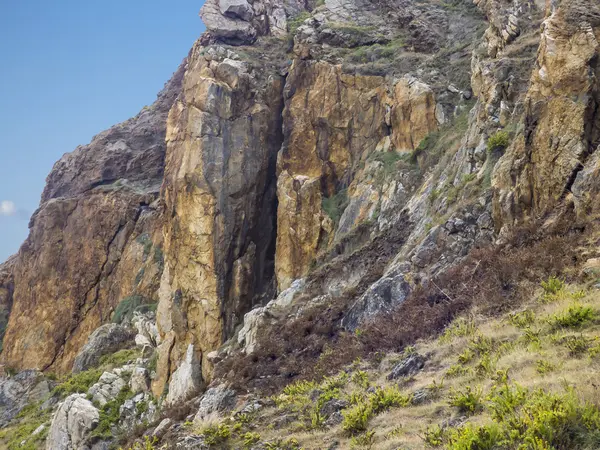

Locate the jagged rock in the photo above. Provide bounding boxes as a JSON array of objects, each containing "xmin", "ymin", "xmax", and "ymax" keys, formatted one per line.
[
  {"xmin": 387, "ymin": 353, "xmax": 426, "ymax": 380},
  {"xmin": 165, "ymin": 345, "xmax": 203, "ymax": 407},
  {"xmin": 46, "ymin": 394, "xmax": 99, "ymax": 450},
  {"xmin": 88, "ymin": 371, "xmax": 127, "ymax": 407},
  {"xmin": 176, "ymin": 435, "xmax": 209, "ymax": 449},
  {"xmin": 320, "ymin": 399, "xmax": 348, "ymax": 418},
  {"xmin": 153, "ymin": 418, "xmax": 173, "ymax": 438},
  {"xmin": 200, "ymin": 0, "xmax": 257, "ymax": 43},
  {"xmin": 119, "ymin": 392, "xmax": 158, "ymax": 431},
  {"xmin": 130, "ymin": 367, "xmax": 150, "ymax": 394},
  {"xmin": 194, "ymin": 384, "xmax": 237, "ymax": 423},
  {"xmin": 0, "ymin": 369, "xmax": 51, "ymax": 427},
  {"xmin": 237, "ymin": 279, "xmax": 305, "ymax": 353},
  {"xmin": 132, "ymin": 312, "xmax": 159, "ymax": 348},
  {"xmin": 343, "ymin": 263, "xmax": 412, "ymax": 331},
  {"xmin": 324, "ymin": 411, "xmax": 343, "ymax": 427},
  {"xmin": 72, "ymin": 324, "xmax": 136, "ymax": 374},
  {"xmin": 0, "ymin": 63, "xmax": 185, "ymax": 376},
  {"xmin": 219, "ymin": 0, "xmax": 253, "ymax": 21}
]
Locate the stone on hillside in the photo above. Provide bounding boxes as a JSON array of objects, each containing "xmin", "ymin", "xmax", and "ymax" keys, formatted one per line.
[
  {"xmin": 342, "ymin": 263, "xmax": 412, "ymax": 331},
  {"xmin": 0, "ymin": 369, "xmax": 51, "ymax": 427},
  {"xmin": 165, "ymin": 344, "xmax": 203, "ymax": 407},
  {"xmin": 72, "ymin": 323, "xmax": 135, "ymax": 374},
  {"xmin": 130, "ymin": 367, "xmax": 150, "ymax": 394},
  {"xmin": 153, "ymin": 418, "xmax": 172, "ymax": 439},
  {"xmin": 200, "ymin": 0, "xmax": 257, "ymax": 43},
  {"xmin": 87, "ymin": 371, "xmax": 126, "ymax": 407},
  {"xmin": 194, "ymin": 385, "xmax": 237, "ymax": 423},
  {"xmin": 46, "ymin": 394, "xmax": 99, "ymax": 450},
  {"xmin": 387, "ymin": 353, "xmax": 426, "ymax": 380}
]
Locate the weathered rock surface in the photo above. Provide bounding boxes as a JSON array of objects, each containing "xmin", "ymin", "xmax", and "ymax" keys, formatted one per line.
[
  {"xmin": 46, "ymin": 394, "xmax": 99, "ymax": 450},
  {"xmin": 493, "ymin": 0, "xmax": 600, "ymax": 231},
  {"xmin": 275, "ymin": 62, "xmax": 439, "ymax": 291},
  {"xmin": 194, "ymin": 384, "xmax": 237, "ymax": 423},
  {"xmin": 165, "ymin": 344, "xmax": 203, "ymax": 406},
  {"xmin": 88, "ymin": 370, "xmax": 128, "ymax": 407},
  {"xmin": 387, "ymin": 353, "xmax": 426, "ymax": 380},
  {"xmin": 0, "ymin": 369, "xmax": 51, "ymax": 427},
  {"xmin": 72, "ymin": 323, "xmax": 135, "ymax": 373},
  {"xmin": 154, "ymin": 43, "xmax": 284, "ymax": 394}
]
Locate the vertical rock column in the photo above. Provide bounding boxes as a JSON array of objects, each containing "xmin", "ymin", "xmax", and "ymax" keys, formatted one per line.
[{"xmin": 154, "ymin": 44, "xmax": 284, "ymax": 400}]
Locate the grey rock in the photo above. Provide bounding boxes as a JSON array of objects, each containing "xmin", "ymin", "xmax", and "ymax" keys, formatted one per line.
[
  {"xmin": 0, "ymin": 369, "xmax": 51, "ymax": 427},
  {"xmin": 88, "ymin": 371, "xmax": 127, "ymax": 407},
  {"xmin": 72, "ymin": 323, "xmax": 135, "ymax": 374},
  {"xmin": 411, "ymin": 389, "xmax": 431, "ymax": 405},
  {"xmin": 129, "ymin": 367, "xmax": 150, "ymax": 394},
  {"xmin": 46, "ymin": 394, "xmax": 99, "ymax": 450},
  {"xmin": 194, "ymin": 384, "xmax": 237, "ymax": 423},
  {"xmin": 200, "ymin": 0, "xmax": 257, "ymax": 44},
  {"xmin": 132, "ymin": 312, "xmax": 159, "ymax": 348},
  {"xmin": 153, "ymin": 418, "xmax": 173, "ymax": 439},
  {"xmin": 176, "ymin": 435, "xmax": 209, "ymax": 449},
  {"xmin": 219, "ymin": 0, "xmax": 254, "ymax": 21},
  {"xmin": 387, "ymin": 353, "xmax": 426, "ymax": 380},
  {"xmin": 166, "ymin": 344, "xmax": 203, "ymax": 407},
  {"xmin": 320, "ymin": 399, "xmax": 349, "ymax": 417},
  {"xmin": 324, "ymin": 411, "xmax": 343, "ymax": 427},
  {"xmin": 342, "ymin": 263, "xmax": 412, "ymax": 331}
]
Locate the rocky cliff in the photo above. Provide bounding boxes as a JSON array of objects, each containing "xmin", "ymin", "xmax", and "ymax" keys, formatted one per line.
[{"xmin": 2, "ymin": 0, "xmax": 600, "ymax": 448}]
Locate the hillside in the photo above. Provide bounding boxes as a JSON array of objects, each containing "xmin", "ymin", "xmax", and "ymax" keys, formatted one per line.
[{"xmin": 0, "ymin": 0, "xmax": 599, "ymax": 448}]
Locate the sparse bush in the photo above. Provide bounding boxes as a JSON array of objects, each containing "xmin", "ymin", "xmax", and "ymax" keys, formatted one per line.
[
  {"xmin": 549, "ymin": 304, "xmax": 596, "ymax": 329},
  {"xmin": 112, "ymin": 295, "xmax": 156, "ymax": 324},
  {"xmin": 509, "ymin": 309, "xmax": 535, "ymax": 328},
  {"xmin": 486, "ymin": 130, "xmax": 510, "ymax": 153},
  {"xmin": 535, "ymin": 359, "xmax": 556, "ymax": 375},
  {"xmin": 92, "ymin": 386, "xmax": 134, "ymax": 439},
  {"xmin": 322, "ymin": 189, "xmax": 349, "ymax": 227},
  {"xmin": 447, "ymin": 422, "xmax": 501, "ymax": 450},
  {"xmin": 242, "ymin": 431, "xmax": 261, "ymax": 448},
  {"xmin": 369, "ymin": 386, "xmax": 411, "ymax": 412},
  {"xmin": 448, "ymin": 386, "xmax": 483, "ymax": 415},
  {"xmin": 424, "ymin": 424, "xmax": 445, "ymax": 447},
  {"xmin": 99, "ymin": 348, "xmax": 140, "ymax": 368},
  {"xmin": 343, "ymin": 402, "xmax": 373, "ymax": 434},
  {"xmin": 439, "ymin": 317, "xmax": 477, "ymax": 343},
  {"xmin": 540, "ymin": 275, "xmax": 565, "ymax": 300},
  {"xmin": 350, "ymin": 430, "xmax": 375, "ymax": 448}
]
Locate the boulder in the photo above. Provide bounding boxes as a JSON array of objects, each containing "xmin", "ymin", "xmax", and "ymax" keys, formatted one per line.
[
  {"xmin": 387, "ymin": 353, "xmax": 426, "ymax": 380},
  {"xmin": 219, "ymin": 0, "xmax": 253, "ymax": 21},
  {"xmin": 132, "ymin": 312, "xmax": 159, "ymax": 348},
  {"xmin": 46, "ymin": 394, "xmax": 99, "ymax": 450},
  {"xmin": 165, "ymin": 345, "xmax": 203, "ymax": 407},
  {"xmin": 87, "ymin": 371, "xmax": 127, "ymax": 407},
  {"xmin": 194, "ymin": 385, "xmax": 237, "ymax": 423},
  {"xmin": 129, "ymin": 367, "xmax": 150, "ymax": 394},
  {"xmin": 72, "ymin": 324, "xmax": 135, "ymax": 374}
]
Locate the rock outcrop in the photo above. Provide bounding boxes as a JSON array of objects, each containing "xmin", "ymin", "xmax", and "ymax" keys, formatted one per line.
[
  {"xmin": 46, "ymin": 394, "xmax": 99, "ymax": 450},
  {"xmin": 72, "ymin": 323, "xmax": 135, "ymax": 374},
  {"xmin": 493, "ymin": 0, "xmax": 600, "ymax": 232}
]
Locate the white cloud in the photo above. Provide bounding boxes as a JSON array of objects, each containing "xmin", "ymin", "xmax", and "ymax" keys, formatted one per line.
[{"xmin": 0, "ymin": 201, "xmax": 17, "ymax": 217}]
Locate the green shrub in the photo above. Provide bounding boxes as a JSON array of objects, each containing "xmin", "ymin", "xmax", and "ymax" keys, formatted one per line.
[
  {"xmin": 343, "ymin": 403, "xmax": 373, "ymax": 434},
  {"xmin": 99, "ymin": 348, "xmax": 140, "ymax": 368},
  {"xmin": 201, "ymin": 424, "xmax": 232, "ymax": 446},
  {"xmin": 322, "ymin": 189, "xmax": 349, "ymax": 227},
  {"xmin": 351, "ymin": 370, "xmax": 370, "ymax": 389},
  {"xmin": 424, "ymin": 424, "xmax": 445, "ymax": 447},
  {"xmin": 92, "ymin": 386, "xmax": 133, "ymax": 439},
  {"xmin": 350, "ymin": 430, "xmax": 375, "ymax": 448},
  {"xmin": 288, "ymin": 11, "xmax": 310, "ymax": 35},
  {"xmin": 486, "ymin": 130, "xmax": 510, "ymax": 153},
  {"xmin": 242, "ymin": 431, "xmax": 261, "ymax": 448},
  {"xmin": 446, "ymin": 364, "xmax": 471, "ymax": 378},
  {"xmin": 120, "ymin": 436, "xmax": 158, "ymax": 450},
  {"xmin": 53, "ymin": 368, "xmax": 103, "ymax": 397},
  {"xmin": 439, "ymin": 317, "xmax": 477, "ymax": 343},
  {"xmin": 447, "ymin": 422, "xmax": 502, "ymax": 450},
  {"xmin": 541, "ymin": 276, "xmax": 564, "ymax": 296},
  {"xmin": 549, "ymin": 304, "xmax": 596, "ymax": 329},
  {"xmin": 561, "ymin": 334, "xmax": 593, "ymax": 356},
  {"xmin": 535, "ymin": 359, "xmax": 556, "ymax": 375},
  {"xmin": 509, "ymin": 309, "xmax": 535, "ymax": 328},
  {"xmin": 448, "ymin": 386, "xmax": 483, "ymax": 415},
  {"xmin": 369, "ymin": 386, "xmax": 411, "ymax": 413}
]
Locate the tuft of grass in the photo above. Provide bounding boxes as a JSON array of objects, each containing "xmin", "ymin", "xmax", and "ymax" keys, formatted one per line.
[
  {"xmin": 439, "ymin": 317, "xmax": 477, "ymax": 343},
  {"xmin": 508, "ymin": 309, "xmax": 535, "ymax": 328}
]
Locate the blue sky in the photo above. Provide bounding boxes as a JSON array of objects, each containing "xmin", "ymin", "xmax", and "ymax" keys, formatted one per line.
[{"xmin": 0, "ymin": 1, "xmax": 204, "ymax": 262}]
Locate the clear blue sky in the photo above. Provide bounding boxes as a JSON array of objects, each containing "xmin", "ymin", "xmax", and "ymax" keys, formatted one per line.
[{"xmin": 0, "ymin": 0, "xmax": 204, "ymax": 262}]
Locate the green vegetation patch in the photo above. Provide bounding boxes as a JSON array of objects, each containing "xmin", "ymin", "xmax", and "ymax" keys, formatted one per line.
[{"xmin": 322, "ymin": 189, "xmax": 349, "ymax": 228}]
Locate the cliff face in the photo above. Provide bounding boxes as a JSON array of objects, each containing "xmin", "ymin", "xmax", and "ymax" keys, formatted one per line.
[{"xmin": 2, "ymin": 0, "xmax": 600, "ymax": 434}]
